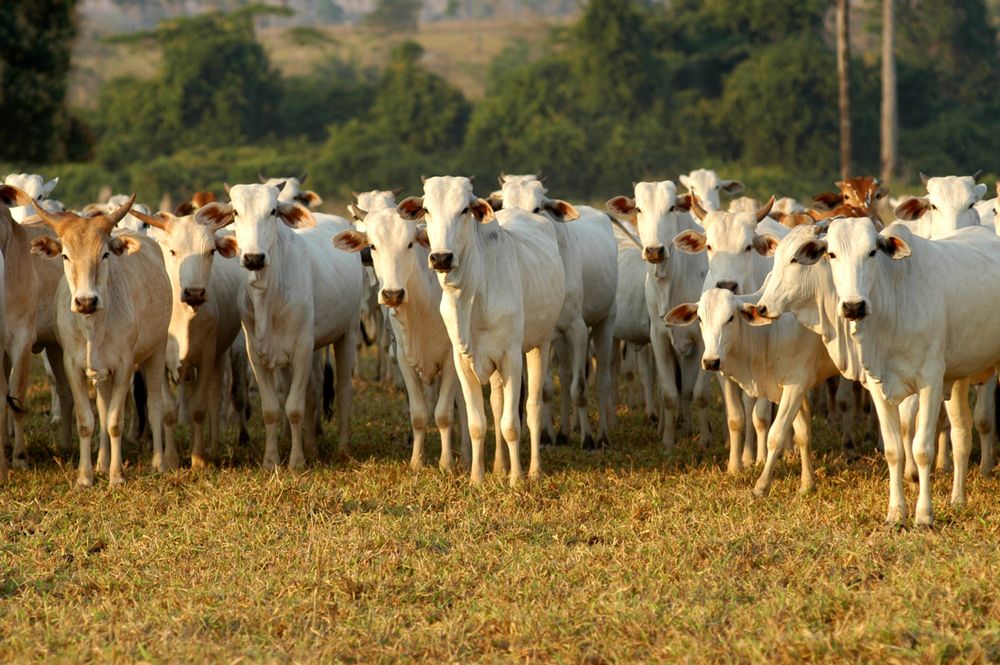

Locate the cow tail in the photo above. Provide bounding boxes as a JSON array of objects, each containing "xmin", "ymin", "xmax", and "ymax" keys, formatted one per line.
[
  {"xmin": 133, "ymin": 372, "xmax": 148, "ymax": 438},
  {"xmin": 359, "ymin": 319, "xmax": 376, "ymax": 347},
  {"xmin": 993, "ymin": 378, "xmax": 1000, "ymax": 442},
  {"xmin": 323, "ymin": 358, "xmax": 335, "ymax": 421}
]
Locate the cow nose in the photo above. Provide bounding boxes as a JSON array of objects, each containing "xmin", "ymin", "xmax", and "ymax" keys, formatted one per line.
[
  {"xmin": 429, "ymin": 252, "xmax": 454, "ymax": 272},
  {"xmin": 716, "ymin": 280, "xmax": 738, "ymax": 293},
  {"xmin": 841, "ymin": 300, "xmax": 867, "ymax": 320},
  {"xmin": 756, "ymin": 304, "xmax": 769, "ymax": 318},
  {"xmin": 243, "ymin": 253, "xmax": 266, "ymax": 271},
  {"xmin": 643, "ymin": 245, "xmax": 666, "ymax": 263},
  {"xmin": 702, "ymin": 357, "xmax": 721, "ymax": 372},
  {"xmin": 181, "ymin": 287, "xmax": 207, "ymax": 307},
  {"xmin": 381, "ymin": 288, "xmax": 405, "ymax": 307},
  {"xmin": 74, "ymin": 295, "xmax": 99, "ymax": 314}
]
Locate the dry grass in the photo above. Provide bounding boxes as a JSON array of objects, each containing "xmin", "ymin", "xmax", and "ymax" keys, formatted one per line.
[{"xmin": 2, "ymin": 353, "xmax": 1000, "ymax": 663}]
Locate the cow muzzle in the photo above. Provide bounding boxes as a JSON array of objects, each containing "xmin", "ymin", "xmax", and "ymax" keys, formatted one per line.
[
  {"xmin": 702, "ymin": 356, "xmax": 721, "ymax": 372},
  {"xmin": 716, "ymin": 280, "xmax": 738, "ymax": 293},
  {"xmin": 429, "ymin": 252, "xmax": 454, "ymax": 273},
  {"xmin": 643, "ymin": 245, "xmax": 666, "ymax": 264},
  {"xmin": 380, "ymin": 288, "xmax": 405, "ymax": 307},
  {"xmin": 841, "ymin": 299, "xmax": 868, "ymax": 320},
  {"xmin": 181, "ymin": 287, "xmax": 207, "ymax": 308},
  {"xmin": 73, "ymin": 295, "xmax": 99, "ymax": 315},
  {"xmin": 243, "ymin": 253, "xmax": 266, "ymax": 271}
]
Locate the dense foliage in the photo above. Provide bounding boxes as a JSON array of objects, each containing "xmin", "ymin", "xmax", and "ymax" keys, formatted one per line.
[{"xmin": 3, "ymin": 0, "xmax": 999, "ymax": 206}]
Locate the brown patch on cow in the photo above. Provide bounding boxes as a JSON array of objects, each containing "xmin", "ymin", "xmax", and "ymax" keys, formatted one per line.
[
  {"xmin": 397, "ymin": 197, "xmax": 426, "ymax": 221},
  {"xmin": 605, "ymin": 196, "xmax": 636, "ymax": 217},
  {"xmin": 675, "ymin": 194, "xmax": 692, "ymax": 212},
  {"xmin": 277, "ymin": 202, "xmax": 316, "ymax": 229},
  {"xmin": 215, "ymin": 235, "xmax": 239, "ymax": 258},
  {"xmin": 470, "ymin": 198, "xmax": 495, "ymax": 223},
  {"xmin": 109, "ymin": 235, "xmax": 142, "ymax": 256},
  {"xmin": 296, "ymin": 190, "xmax": 323, "ymax": 209},
  {"xmin": 30, "ymin": 236, "xmax": 62, "ymax": 258},
  {"xmin": 194, "ymin": 203, "xmax": 235, "ymax": 230},
  {"xmin": 812, "ymin": 191, "xmax": 843, "ymax": 210},
  {"xmin": 893, "ymin": 197, "xmax": 930, "ymax": 222},
  {"xmin": 673, "ymin": 229, "xmax": 707, "ymax": 254},
  {"xmin": 544, "ymin": 199, "xmax": 579, "ymax": 222},
  {"xmin": 778, "ymin": 212, "xmax": 816, "ymax": 228},
  {"xmin": 333, "ymin": 229, "xmax": 369, "ymax": 253},
  {"xmin": 0, "ymin": 185, "xmax": 35, "ymax": 209},
  {"xmin": 664, "ymin": 303, "xmax": 698, "ymax": 327}
]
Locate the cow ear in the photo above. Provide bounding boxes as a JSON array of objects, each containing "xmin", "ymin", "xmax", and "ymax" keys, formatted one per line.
[
  {"xmin": 397, "ymin": 197, "xmax": 425, "ymax": 221},
  {"xmin": 974, "ymin": 183, "xmax": 988, "ymax": 201},
  {"xmin": 42, "ymin": 177, "xmax": 59, "ymax": 198},
  {"xmin": 673, "ymin": 230, "xmax": 707, "ymax": 254},
  {"xmin": 215, "ymin": 235, "xmax": 239, "ymax": 258},
  {"xmin": 663, "ymin": 303, "xmax": 698, "ymax": 326},
  {"xmin": 793, "ymin": 239, "xmax": 828, "ymax": 265},
  {"xmin": 721, "ymin": 179, "xmax": 744, "ymax": 195},
  {"xmin": 333, "ymin": 229, "xmax": 369, "ymax": 253},
  {"xmin": 770, "ymin": 211, "xmax": 786, "ymax": 223},
  {"xmin": 674, "ymin": 194, "xmax": 692, "ymax": 212},
  {"xmin": 739, "ymin": 304, "xmax": 773, "ymax": 326},
  {"xmin": 298, "ymin": 190, "xmax": 323, "ymax": 208},
  {"xmin": 277, "ymin": 202, "xmax": 315, "ymax": 229},
  {"xmin": 893, "ymin": 197, "xmax": 930, "ymax": 221},
  {"xmin": 0, "ymin": 184, "xmax": 34, "ymax": 208},
  {"xmin": 30, "ymin": 236, "xmax": 61, "ymax": 258},
  {"xmin": 109, "ymin": 235, "xmax": 142, "ymax": 256},
  {"xmin": 174, "ymin": 201, "xmax": 196, "ymax": 216},
  {"xmin": 486, "ymin": 193, "xmax": 503, "ymax": 212},
  {"xmin": 753, "ymin": 233, "xmax": 780, "ymax": 257},
  {"xmin": 876, "ymin": 234, "xmax": 911, "ymax": 259},
  {"xmin": 605, "ymin": 195, "xmax": 636, "ymax": 217},
  {"xmin": 414, "ymin": 225, "xmax": 430, "ymax": 249},
  {"xmin": 812, "ymin": 192, "xmax": 843, "ymax": 210},
  {"xmin": 194, "ymin": 202, "xmax": 235, "ymax": 229},
  {"xmin": 470, "ymin": 198, "xmax": 495, "ymax": 223},
  {"xmin": 347, "ymin": 204, "xmax": 367, "ymax": 222},
  {"xmin": 544, "ymin": 199, "xmax": 579, "ymax": 222}
]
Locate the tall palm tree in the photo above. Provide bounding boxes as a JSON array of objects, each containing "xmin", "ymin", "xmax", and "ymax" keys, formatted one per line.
[
  {"xmin": 881, "ymin": 0, "xmax": 897, "ymax": 183},
  {"xmin": 837, "ymin": 0, "xmax": 851, "ymax": 179}
]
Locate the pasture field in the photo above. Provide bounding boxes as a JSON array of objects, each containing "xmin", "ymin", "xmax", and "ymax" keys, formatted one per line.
[{"xmin": 2, "ymin": 353, "xmax": 1000, "ymax": 663}]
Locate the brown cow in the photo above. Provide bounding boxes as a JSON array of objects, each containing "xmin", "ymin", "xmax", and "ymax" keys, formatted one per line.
[
  {"xmin": 811, "ymin": 176, "xmax": 888, "ymax": 226},
  {"xmin": 30, "ymin": 196, "xmax": 176, "ymax": 486}
]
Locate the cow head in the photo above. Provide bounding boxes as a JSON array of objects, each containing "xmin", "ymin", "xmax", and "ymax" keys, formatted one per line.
[
  {"xmin": 678, "ymin": 169, "xmax": 743, "ymax": 212},
  {"xmin": 104, "ymin": 194, "xmax": 152, "ymax": 235},
  {"xmin": 349, "ymin": 189, "xmax": 400, "ymax": 227},
  {"xmin": 797, "ymin": 217, "xmax": 910, "ymax": 321},
  {"xmin": 665, "ymin": 288, "xmax": 769, "ymax": 372},
  {"xmin": 221, "ymin": 183, "xmax": 315, "ymax": 278},
  {"xmin": 174, "ymin": 191, "xmax": 218, "ymax": 217},
  {"xmin": 893, "ymin": 172, "xmax": 986, "ymax": 236},
  {"xmin": 29, "ymin": 194, "xmax": 141, "ymax": 316},
  {"xmin": 260, "ymin": 173, "xmax": 323, "ymax": 209},
  {"xmin": 3, "ymin": 173, "xmax": 61, "ymax": 222},
  {"xmin": 673, "ymin": 196, "xmax": 776, "ymax": 294},
  {"xmin": 396, "ymin": 176, "xmax": 493, "ymax": 274},
  {"xmin": 498, "ymin": 176, "xmax": 579, "ymax": 222},
  {"xmin": 606, "ymin": 181, "xmax": 690, "ymax": 268},
  {"xmin": 130, "ymin": 208, "xmax": 238, "ymax": 311},
  {"xmin": 334, "ymin": 208, "xmax": 428, "ymax": 308},
  {"xmin": 752, "ymin": 224, "xmax": 831, "ymax": 321}
]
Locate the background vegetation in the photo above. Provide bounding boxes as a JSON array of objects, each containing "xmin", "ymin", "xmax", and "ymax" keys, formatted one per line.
[{"xmin": 3, "ymin": 0, "xmax": 1000, "ymax": 206}]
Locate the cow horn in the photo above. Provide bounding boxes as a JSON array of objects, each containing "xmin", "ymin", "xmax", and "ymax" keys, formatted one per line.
[
  {"xmin": 536, "ymin": 170, "xmax": 546, "ymax": 183},
  {"xmin": 499, "ymin": 170, "xmax": 507, "ymax": 184},
  {"xmin": 128, "ymin": 207, "xmax": 171, "ymax": 231},
  {"xmin": 689, "ymin": 192, "xmax": 708, "ymax": 222},
  {"xmin": 420, "ymin": 175, "xmax": 428, "ymax": 184},
  {"xmin": 919, "ymin": 172, "xmax": 930, "ymax": 185},
  {"xmin": 351, "ymin": 191, "xmax": 361, "ymax": 201},
  {"xmin": 971, "ymin": 169, "xmax": 983, "ymax": 183},
  {"xmin": 391, "ymin": 186, "xmax": 404, "ymax": 197},
  {"xmin": 353, "ymin": 206, "xmax": 368, "ymax": 222},
  {"xmin": 756, "ymin": 195, "xmax": 776, "ymax": 223},
  {"xmin": 298, "ymin": 172, "xmax": 308, "ymax": 185},
  {"xmin": 30, "ymin": 198, "xmax": 64, "ymax": 228},
  {"xmin": 223, "ymin": 182, "xmax": 232, "ymax": 194},
  {"xmin": 258, "ymin": 172, "xmax": 267, "ymax": 183},
  {"xmin": 105, "ymin": 192, "xmax": 137, "ymax": 227},
  {"xmin": 468, "ymin": 175, "xmax": 476, "ymax": 185}
]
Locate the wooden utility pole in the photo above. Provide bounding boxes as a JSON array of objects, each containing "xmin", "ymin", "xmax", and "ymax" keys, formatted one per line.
[
  {"xmin": 880, "ymin": 0, "xmax": 897, "ymax": 183},
  {"xmin": 837, "ymin": 0, "xmax": 851, "ymax": 180}
]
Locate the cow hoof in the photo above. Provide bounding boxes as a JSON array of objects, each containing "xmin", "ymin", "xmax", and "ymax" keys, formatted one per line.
[
  {"xmin": 191, "ymin": 455, "xmax": 209, "ymax": 470},
  {"xmin": 528, "ymin": 469, "xmax": 542, "ymax": 482},
  {"xmin": 596, "ymin": 434, "xmax": 610, "ymax": 450},
  {"xmin": 12, "ymin": 456, "xmax": 28, "ymax": 470},
  {"xmin": 555, "ymin": 432, "xmax": 569, "ymax": 446},
  {"xmin": 288, "ymin": 456, "xmax": 306, "ymax": 473},
  {"xmin": 469, "ymin": 471, "xmax": 485, "ymax": 486},
  {"xmin": 108, "ymin": 474, "xmax": 126, "ymax": 487},
  {"xmin": 799, "ymin": 483, "xmax": 817, "ymax": 496},
  {"xmin": 438, "ymin": 459, "xmax": 454, "ymax": 473},
  {"xmin": 151, "ymin": 454, "xmax": 163, "ymax": 472},
  {"xmin": 951, "ymin": 497, "xmax": 967, "ymax": 510},
  {"xmin": 262, "ymin": 457, "xmax": 280, "ymax": 472},
  {"xmin": 162, "ymin": 455, "xmax": 181, "ymax": 472},
  {"xmin": 581, "ymin": 434, "xmax": 596, "ymax": 451},
  {"xmin": 508, "ymin": 473, "xmax": 523, "ymax": 488},
  {"xmin": 752, "ymin": 484, "xmax": 769, "ymax": 499},
  {"xmin": 238, "ymin": 430, "xmax": 250, "ymax": 447},
  {"xmin": 410, "ymin": 458, "xmax": 424, "ymax": 472},
  {"xmin": 77, "ymin": 474, "xmax": 94, "ymax": 489},
  {"xmin": 540, "ymin": 430, "xmax": 553, "ymax": 447}
]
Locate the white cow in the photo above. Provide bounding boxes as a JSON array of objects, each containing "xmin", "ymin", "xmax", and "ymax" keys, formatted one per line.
[
  {"xmin": 672, "ymin": 196, "xmax": 787, "ymax": 472},
  {"xmin": 334, "ymin": 207, "xmax": 470, "ymax": 470},
  {"xmin": 493, "ymin": 175, "xmax": 618, "ymax": 448},
  {"xmin": 30, "ymin": 196, "xmax": 175, "ymax": 486},
  {"xmin": 892, "ymin": 172, "xmax": 987, "ymax": 237},
  {"xmin": 3, "ymin": 173, "xmax": 62, "ymax": 222},
  {"xmin": 397, "ymin": 176, "xmax": 565, "ymax": 486},
  {"xmin": 759, "ymin": 219, "xmax": 1000, "ymax": 526},
  {"xmin": 260, "ymin": 173, "xmax": 323, "ymax": 209},
  {"xmin": 211, "ymin": 183, "xmax": 363, "ymax": 469},
  {"xmin": 131, "ymin": 208, "xmax": 244, "ymax": 468},
  {"xmin": 606, "ymin": 181, "xmax": 710, "ymax": 451},
  {"xmin": 679, "ymin": 169, "xmax": 744, "ymax": 212},
  {"xmin": 666, "ymin": 287, "xmax": 838, "ymax": 495}
]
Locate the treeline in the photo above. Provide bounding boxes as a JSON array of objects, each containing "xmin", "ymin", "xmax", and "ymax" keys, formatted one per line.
[{"xmin": 4, "ymin": 0, "xmax": 1000, "ymax": 207}]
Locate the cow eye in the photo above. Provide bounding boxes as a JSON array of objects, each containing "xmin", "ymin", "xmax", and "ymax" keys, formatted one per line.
[
  {"xmin": 169, "ymin": 249, "xmax": 177, "ymax": 257},
  {"xmin": 533, "ymin": 207, "xmax": 540, "ymax": 214},
  {"xmin": 727, "ymin": 315, "xmax": 734, "ymax": 323},
  {"xmin": 102, "ymin": 252, "xmax": 110, "ymax": 261},
  {"xmin": 370, "ymin": 245, "xmax": 376, "ymax": 252},
  {"xmin": 270, "ymin": 208, "xmax": 278, "ymax": 217},
  {"xmin": 868, "ymin": 249, "xmax": 877, "ymax": 257},
  {"xmin": 209, "ymin": 249, "xmax": 216, "ymax": 256},
  {"xmin": 461, "ymin": 207, "xmax": 469, "ymax": 215},
  {"xmin": 930, "ymin": 204, "xmax": 937, "ymax": 211},
  {"xmin": 744, "ymin": 245, "xmax": 752, "ymax": 253},
  {"xmin": 62, "ymin": 255, "xmax": 69, "ymax": 262},
  {"xmin": 407, "ymin": 242, "xmax": 413, "ymax": 249},
  {"xmin": 706, "ymin": 245, "xmax": 713, "ymax": 251},
  {"xmin": 635, "ymin": 207, "xmax": 642, "ymax": 214},
  {"xmin": 828, "ymin": 253, "xmax": 837, "ymax": 259},
  {"xmin": 790, "ymin": 257, "xmax": 798, "ymax": 264}
]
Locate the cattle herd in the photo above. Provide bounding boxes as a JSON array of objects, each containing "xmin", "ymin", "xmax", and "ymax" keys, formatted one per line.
[{"xmin": 0, "ymin": 167, "xmax": 998, "ymax": 528}]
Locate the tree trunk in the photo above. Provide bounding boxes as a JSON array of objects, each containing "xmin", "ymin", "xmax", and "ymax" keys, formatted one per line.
[
  {"xmin": 881, "ymin": 0, "xmax": 897, "ymax": 183},
  {"xmin": 837, "ymin": 0, "xmax": 851, "ymax": 180}
]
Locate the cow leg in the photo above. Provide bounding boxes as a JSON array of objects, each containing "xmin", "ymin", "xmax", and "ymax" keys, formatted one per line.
[
  {"xmin": 899, "ymin": 394, "xmax": 918, "ymax": 482},
  {"xmin": 42, "ymin": 353, "xmax": 61, "ymax": 424},
  {"xmin": 753, "ymin": 397, "xmax": 772, "ymax": 463},
  {"xmin": 284, "ymin": 343, "xmax": 314, "ymax": 472},
  {"xmin": 913, "ymin": 381, "xmax": 944, "ymax": 527},
  {"xmin": 526, "ymin": 343, "xmax": 548, "ymax": 481},
  {"xmin": 103, "ymin": 370, "xmax": 136, "ymax": 486},
  {"xmin": 867, "ymin": 389, "xmax": 908, "ymax": 524},
  {"xmin": 592, "ymin": 316, "xmax": 615, "ymax": 448},
  {"xmin": 636, "ymin": 344, "xmax": 657, "ymax": 424},
  {"xmin": 553, "ymin": 335, "xmax": 573, "ymax": 445},
  {"xmin": 145, "ymin": 356, "xmax": 177, "ymax": 472},
  {"xmin": 206, "ymin": 357, "xmax": 226, "ymax": 464},
  {"xmin": 692, "ymin": 364, "xmax": 712, "ymax": 445},
  {"xmin": 563, "ymin": 318, "xmax": 591, "ymax": 449},
  {"xmin": 608, "ymin": 338, "xmax": 622, "ymax": 429},
  {"xmin": 6, "ymin": 332, "xmax": 32, "ymax": 470},
  {"xmin": 332, "ymin": 329, "xmax": 356, "ymax": 455},
  {"xmin": 230, "ymin": 341, "xmax": 251, "ymax": 447},
  {"xmin": 45, "ymin": 347, "xmax": 76, "ymax": 454},
  {"xmin": 65, "ymin": 364, "xmax": 96, "ymax": 488},
  {"xmin": 977, "ymin": 374, "xmax": 998, "ymax": 478},
  {"xmin": 721, "ymin": 378, "xmax": 745, "ymax": 475},
  {"xmin": 95, "ymin": 380, "xmax": 110, "ymax": 476},
  {"xmin": 0, "ymin": 359, "xmax": 7, "ymax": 483},
  {"xmin": 435, "ymin": 362, "xmax": 460, "ymax": 472},
  {"xmin": 248, "ymin": 350, "xmax": 282, "ymax": 470},
  {"xmin": 677, "ymin": 352, "xmax": 702, "ymax": 440},
  {"xmin": 836, "ymin": 377, "xmax": 855, "ymax": 450},
  {"xmin": 499, "ymin": 352, "xmax": 524, "ymax": 487},
  {"xmin": 935, "ymin": 411, "xmax": 952, "ymax": 473},
  {"xmin": 539, "ymin": 358, "xmax": 556, "ymax": 446},
  {"xmin": 753, "ymin": 384, "xmax": 807, "ymax": 497},
  {"xmin": 397, "ymin": 348, "xmax": 429, "ymax": 471},
  {"xmin": 455, "ymin": 387, "xmax": 471, "ymax": 471},
  {"xmin": 792, "ymin": 401, "xmax": 815, "ymax": 494},
  {"xmin": 741, "ymin": 393, "xmax": 755, "ymax": 467},
  {"xmin": 302, "ymin": 351, "xmax": 322, "ymax": 463},
  {"xmin": 190, "ymin": 351, "xmax": 216, "ymax": 469},
  {"xmin": 454, "ymin": 353, "xmax": 487, "ymax": 485},
  {"xmin": 944, "ymin": 379, "xmax": 973, "ymax": 509},
  {"xmin": 650, "ymin": 325, "xmax": 679, "ymax": 453},
  {"xmin": 490, "ymin": 373, "xmax": 508, "ymax": 476}
]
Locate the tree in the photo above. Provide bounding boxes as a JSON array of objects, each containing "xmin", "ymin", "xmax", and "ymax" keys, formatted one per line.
[
  {"xmin": 0, "ymin": 0, "xmax": 79, "ymax": 162},
  {"xmin": 837, "ymin": 0, "xmax": 851, "ymax": 179},
  {"xmin": 364, "ymin": 0, "xmax": 422, "ymax": 33},
  {"xmin": 880, "ymin": 0, "xmax": 896, "ymax": 182}
]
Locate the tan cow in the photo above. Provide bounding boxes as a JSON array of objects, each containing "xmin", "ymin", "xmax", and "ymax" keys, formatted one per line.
[{"xmin": 30, "ymin": 197, "xmax": 176, "ymax": 486}]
